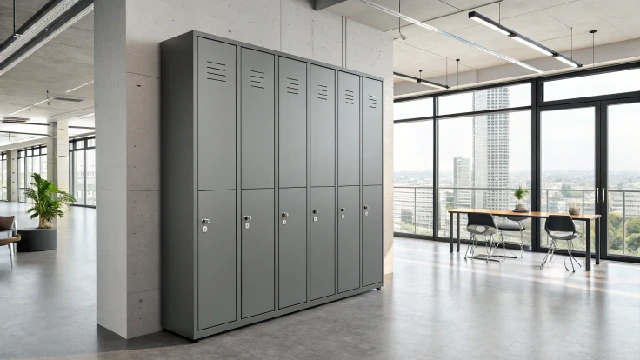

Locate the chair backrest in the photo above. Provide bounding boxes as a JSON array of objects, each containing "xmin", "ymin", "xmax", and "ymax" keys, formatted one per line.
[
  {"xmin": 545, "ymin": 215, "xmax": 576, "ymax": 234},
  {"xmin": 506, "ymin": 216, "xmax": 528, "ymax": 222},
  {"xmin": 0, "ymin": 216, "xmax": 15, "ymax": 231},
  {"xmin": 467, "ymin": 212, "xmax": 497, "ymax": 230}
]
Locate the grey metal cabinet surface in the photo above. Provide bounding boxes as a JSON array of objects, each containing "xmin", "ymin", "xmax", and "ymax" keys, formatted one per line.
[
  {"xmin": 278, "ymin": 188, "xmax": 307, "ymax": 309},
  {"xmin": 197, "ymin": 190, "xmax": 237, "ymax": 329},
  {"xmin": 241, "ymin": 189, "xmax": 275, "ymax": 318},
  {"xmin": 337, "ymin": 72, "xmax": 360, "ymax": 186},
  {"xmin": 362, "ymin": 185, "xmax": 383, "ymax": 286},
  {"xmin": 338, "ymin": 186, "xmax": 360, "ymax": 293},
  {"xmin": 362, "ymin": 78, "xmax": 383, "ymax": 186},
  {"xmin": 309, "ymin": 187, "xmax": 336, "ymax": 300},
  {"xmin": 310, "ymin": 65, "xmax": 336, "ymax": 187},
  {"xmin": 278, "ymin": 58, "xmax": 307, "ymax": 188},
  {"xmin": 242, "ymin": 49, "xmax": 275, "ymax": 189},
  {"xmin": 161, "ymin": 31, "xmax": 383, "ymax": 341},
  {"xmin": 197, "ymin": 38, "xmax": 237, "ymax": 191}
]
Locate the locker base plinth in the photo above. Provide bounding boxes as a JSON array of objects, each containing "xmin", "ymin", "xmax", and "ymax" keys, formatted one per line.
[{"xmin": 164, "ymin": 281, "xmax": 383, "ymax": 341}]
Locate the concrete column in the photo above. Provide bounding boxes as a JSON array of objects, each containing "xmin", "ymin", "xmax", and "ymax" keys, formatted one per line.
[
  {"xmin": 46, "ymin": 120, "xmax": 70, "ymax": 192},
  {"xmin": 7, "ymin": 150, "xmax": 18, "ymax": 202},
  {"xmin": 95, "ymin": 0, "xmax": 392, "ymax": 339}
]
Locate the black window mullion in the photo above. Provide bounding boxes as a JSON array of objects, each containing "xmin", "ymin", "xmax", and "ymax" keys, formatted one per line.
[{"xmin": 433, "ymin": 96, "xmax": 439, "ymax": 240}]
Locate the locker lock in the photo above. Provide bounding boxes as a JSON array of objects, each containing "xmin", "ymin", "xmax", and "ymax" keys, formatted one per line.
[
  {"xmin": 363, "ymin": 205, "xmax": 369, "ymax": 210},
  {"xmin": 312, "ymin": 209, "xmax": 319, "ymax": 214},
  {"xmin": 281, "ymin": 212, "xmax": 289, "ymax": 218},
  {"xmin": 244, "ymin": 215, "xmax": 252, "ymax": 221},
  {"xmin": 202, "ymin": 218, "xmax": 211, "ymax": 224},
  {"xmin": 340, "ymin": 208, "xmax": 345, "ymax": 212}
]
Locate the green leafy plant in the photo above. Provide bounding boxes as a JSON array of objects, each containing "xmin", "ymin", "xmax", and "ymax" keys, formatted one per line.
[
  {"xmin": 24, "ymin": 173, "xmax": 76, "ymax": 229},
  {"xmin": 514, "ymin": 184, "xmax": 529, "ymax": 201}
]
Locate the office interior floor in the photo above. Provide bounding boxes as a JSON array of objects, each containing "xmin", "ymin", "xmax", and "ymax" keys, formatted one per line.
[{"xmin": 1, "ymin": 202, "xmax": 639, "ymax": 360}]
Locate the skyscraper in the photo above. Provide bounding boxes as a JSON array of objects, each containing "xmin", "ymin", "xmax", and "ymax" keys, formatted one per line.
[
  {"xmin": 453, "ymin": 157, "xmax": 471, "ymax": 208},
  {"xmin": 472, "ymin": 87, "xmax": 510, "ymax": 210}
]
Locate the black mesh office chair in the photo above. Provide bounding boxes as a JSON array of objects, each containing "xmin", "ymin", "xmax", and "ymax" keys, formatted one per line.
[
  {"xmin": 540, "ymin": 215, "xmax": 582, "ymax": 271},
  {"xmin": 497, "ymin": 216, "xmax": 527, "ymax": 258},
  {"xmin": 465, "ymin": 212, "xmax": 505, "ymax": 263}
]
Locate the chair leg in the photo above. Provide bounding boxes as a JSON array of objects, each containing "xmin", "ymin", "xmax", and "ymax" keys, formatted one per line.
[
  {"xmin": 464, "ymin": 235, "xmax": 473, "ymax": 260},
  {"xmin": 8, "ymin": 245, "xmax": 13, "ymax": 269},
  {"xmin": 540, "ymin": 239, "xmax": 556, "ymax": 269},
  {"xmin": 566, "ymin": 240, "xmax": 582, "ymax": 271},
  {"xmin": 520, "ymin": 230, "xmax": 524, "ymax": 258}
]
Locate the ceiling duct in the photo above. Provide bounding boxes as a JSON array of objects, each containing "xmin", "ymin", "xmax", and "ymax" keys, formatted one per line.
[
  {"xmin": 51, "ymin": 95, "xmax": 84, "ymax": 103},
  {"xmin": 2, "ymin": 116, "xmax": 30, "ymax": 123}
]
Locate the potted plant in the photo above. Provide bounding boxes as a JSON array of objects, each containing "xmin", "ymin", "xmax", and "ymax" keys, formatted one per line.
[
  {"xmin": 568, "ymin": 202, "xmax": 581, "ymax": 216},
  {"xmin": 17, "ymin": 173, "xmax": 76, "ymax": 252},
  {"xmin": 514, "ymin": 184, "xmax": 529, "ymax": 211}
]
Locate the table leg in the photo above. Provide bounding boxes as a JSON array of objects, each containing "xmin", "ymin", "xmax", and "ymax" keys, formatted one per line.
[
  {"xmin": 457, "ymin": 213, "xmax": 461, "ymax": 252},
  {"xmin": 596, "ymin": 218, "xmax": 600, "ymax": 265},
  {"xmin": 450, "ymin": 212, "xmax": 453, "ymax": 253},
  {"xmin": 585, "ymin": 219, "xmax": 591, "ymax": 271}
]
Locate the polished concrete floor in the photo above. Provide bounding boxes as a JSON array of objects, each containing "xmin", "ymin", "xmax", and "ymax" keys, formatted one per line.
[{"xmin": 1, "ymin": 203, "xmax": 640, "ymax": 359}]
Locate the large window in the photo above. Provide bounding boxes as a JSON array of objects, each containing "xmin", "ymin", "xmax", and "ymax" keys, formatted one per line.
[
  {"xmin": 0, "ymin": 153, "xmax": 6, "ymax": 201},
  {"xmin": 17, "ymin": 146, "xmax": 48, "ymax": 203},
  {"xmin": 394, "ymin": 62, "xmax": 640, "ymax": 263},
  {"xmin": 70, "ymin": 137, "xmax": 96, "ymax": 207}
]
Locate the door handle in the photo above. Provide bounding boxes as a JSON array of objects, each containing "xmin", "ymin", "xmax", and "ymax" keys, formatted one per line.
[
  {"xmin": 602, "ymin": 188, "xmax": 606, "ymax": 203},
  {"xmin": 202, "ymin": 218, "xmax": 211, "ymax": 224},
  {"xmin": 596, "ymin": 188, "xmax": 599, "ymax": 204}
]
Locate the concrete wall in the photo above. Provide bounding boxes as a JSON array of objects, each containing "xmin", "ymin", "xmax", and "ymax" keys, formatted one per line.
[{"xmin": 95, "ymin": 0, "xmax": 393, "ymax": 338}]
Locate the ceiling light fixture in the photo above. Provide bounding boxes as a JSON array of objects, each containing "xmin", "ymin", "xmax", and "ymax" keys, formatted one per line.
[
  {"xmin": 0, "ymin": 0, "xmax": 94, "ymax": 77},
  {"xmin": 394, "ymin": 71, "xmax": 449, "ymax": 90},
  {"xmin": 2, "ymin": 116, "xmax": 30, "ymax": 123},
  {"xmin": 468, "ymin": 11, "xmax": 582, "ymax": 69},
  {"xmin": 65, "ymin": 80, "xmax": 94, "ymax": 93},
  {"xmin": 359, "ymin": 0, "xmax": 542, "ymax": 73}
]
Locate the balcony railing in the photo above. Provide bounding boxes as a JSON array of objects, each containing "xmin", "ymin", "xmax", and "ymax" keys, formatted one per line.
[{"xmin": 394, "ymin": 186, "xmax": 640, "ymax": 256}]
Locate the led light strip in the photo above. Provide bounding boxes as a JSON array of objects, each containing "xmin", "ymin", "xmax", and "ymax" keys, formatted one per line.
[
  {"xmin": 393, "ymin": 72, "xmax": 449, "ymax": 90},
  {"xmin": 468, "ymin": 11, "xmax": 582, "ymax": 69},
  {"xmin": 0, "ymin": 1, "xmax": 94, "ymax": 77},
  {"xmin": 359, "ymin": 0, "xmax": 542, "ymax": 73},
  {"xmin": 66, "ymin": 80, "xmax": 94, "ymax": 93}
]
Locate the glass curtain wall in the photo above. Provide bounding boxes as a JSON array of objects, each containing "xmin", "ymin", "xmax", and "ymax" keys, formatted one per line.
[
  {"xmin": 17, "ymin": 146, "xmax": 48, "ymax": 203},
  {"xmin": 394, "ymin": 63, "xmax": 640, "ymax": 262},
  {"xmin": 69, "ymin": 137, "xmax": 96, "ymax": 207},
  {"xmin": 0, "ymin": 153, "xmax": 6, "ymax": 201}
]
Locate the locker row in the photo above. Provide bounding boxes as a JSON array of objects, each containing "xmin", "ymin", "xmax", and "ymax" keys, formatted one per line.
[
  {"xmin": 197, "ymin": 37, "xmax": 383, "ymax": 191},
  {"xmin": 197, "ymin": 185, "xmax": 383, "ymax": 330}
]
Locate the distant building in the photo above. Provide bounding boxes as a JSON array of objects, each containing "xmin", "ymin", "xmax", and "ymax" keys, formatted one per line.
[{"xmin": 453, "ymin": 157, "xmax": 471, "ymax": 208}]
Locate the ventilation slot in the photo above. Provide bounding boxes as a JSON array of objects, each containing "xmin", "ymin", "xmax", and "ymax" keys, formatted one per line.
[
  {"xmin": 317, "ymin": 84, "xmax": 328, "ymax": 101},
  {"xmin": 206, "ymin": 61, "xmax": 226, "ymax": 82},
  {"xmin": 250, "ymin": 69, "xmax": 265, "ymax": 89},
  {"xmin": 344, "ymin": 89, "xmax": 355, "ymax": 105},
  {"xmin": 286, "ymin": 77, "xmax": 299, "ymax": 95},
  {"xmin": 368, "ymin": 94, "xmax": 378, "ymax": 109}
]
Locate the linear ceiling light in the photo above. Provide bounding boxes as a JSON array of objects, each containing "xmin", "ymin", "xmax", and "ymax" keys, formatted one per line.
[
  {"xmin": 468, "ymin": 11, "xmax": 582, "ymax": 69},
  {"xmin": 0, "ymin": 0, "xmax": 94, "ymax": 77},
  {"xmin": 394, "ymin": 71, "xmax": 449, "ymax": 90},
  {"xmin": 359, "ymin": 0, "xmax": 542, "ymax": 73}
]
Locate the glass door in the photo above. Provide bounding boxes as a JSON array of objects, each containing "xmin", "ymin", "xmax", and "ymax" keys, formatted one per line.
[
  {"xmin": 539, "ymin": 104, "xmax": 599, "ymax": 252},
  {"xmin": 604, "ymin": 100, "xmax": 640, "ymax": 258}
]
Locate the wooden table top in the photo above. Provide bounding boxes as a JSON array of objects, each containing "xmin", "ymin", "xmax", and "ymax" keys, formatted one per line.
[{"xmin": 447, "ymin": 208, "xmax": 601, "ymax": 220}]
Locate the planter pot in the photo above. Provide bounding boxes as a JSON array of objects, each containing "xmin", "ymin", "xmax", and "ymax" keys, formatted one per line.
[{"xmin": 16, "ymin": 228, "xmax": 57, "ymax": 252}]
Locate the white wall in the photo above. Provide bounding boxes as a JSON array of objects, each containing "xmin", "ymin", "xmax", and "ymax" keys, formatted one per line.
[{"xmin": 96, "ymin": 0, "xmax": 393, "ymax": 338}]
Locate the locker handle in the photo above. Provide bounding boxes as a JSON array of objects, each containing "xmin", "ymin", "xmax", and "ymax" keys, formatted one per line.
[
  {"xmin": 244, "ymin": 216, "xmax": 252, "ymax": 221},
  {"xmin": 202, "ymin": 218, "xmax": 211, "ymax": 224},
  {"xmin": 363, "ymin": 205, "xmax": 369, "ymax": 210},
  {"xmin": 281, "ymin": 212, "xmax": 289, "ymax": 218}
]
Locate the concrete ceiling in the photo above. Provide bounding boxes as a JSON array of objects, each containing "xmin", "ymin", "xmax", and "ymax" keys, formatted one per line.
[
  {"xmin": 325, "ymin": 0, "xmax": 640, "ymax": 96},
  {"xmin": 0, "ymin": 0, "xmax": 94, "ymax": 146}
]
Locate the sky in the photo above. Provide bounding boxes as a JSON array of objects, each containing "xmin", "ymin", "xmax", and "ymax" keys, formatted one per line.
[{"xmin": 394, "ymin": 69, "xmax": 640, "ymax": 175}]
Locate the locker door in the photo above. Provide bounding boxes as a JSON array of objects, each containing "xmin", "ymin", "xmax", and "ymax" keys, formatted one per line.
[
  {"xmin": 279, "ymin": 58, "xmax": 307, "ymax": 188},
  {"xmin": 197, "ymin": 38, "xmax": 237, "ymax": 190},
  {"xmin": 337, "ymin": 72, "xmax": 360, "ymax": 186},
  {"xmin": 362, "ymin": 185, "xmax": 383, "ymax": 286},
  {"xmin": 310, "ymin": 65, "xmax": 336, "ymax": 187},
  {"xmin": 338, "ymin": 186, "xmax": 360, "ymax": 293},
  {"xmin": 197, "ymin": 190, "xmax": 237, "ymax": 330},
  {"xmin": 242, "ymin": 48, "xmax": 275, "ymax": 189},
  {"xmin": 362, "ymin": 78, "xmax": 383, "ymax": 185},
  {"xmin": 278, "ymin": 188, "xmax": 307, "ymax": 309},
  {"xmin": 242, "ymin": 189, "xmax": 275, "ymax": 318},
  {"xmin": 309, "ymin": 187, "xmax": 336, "ymax": 300}
]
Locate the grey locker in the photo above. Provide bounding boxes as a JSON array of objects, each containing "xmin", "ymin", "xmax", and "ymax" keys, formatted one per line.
[
  {"xmin": 310, "ymin": 65, "xmax": 336, "ymax": 187},
  {"xmin": 310, "ymin": 187, "xmax": 336, "ymax": 300},
  {"xmin": 338, "ymin": 186, "xmax": 360, "ymax": 293},
  {"xmin": 242, "ymin": 49, "xmax": 275, "ymax": 189},
  {"xmin": 242, "ymin": 189, "xmax": 275, "ymax": 318},
  {"xmin": 197, "ymin": 190, "xmax": 237, "ymax": 329},
  {"xmin": 362, "ymin": 78, "xmax": 383, "ymax": 185},
  {"xmin": 279, "ymin": 58, "xmax": 307, "ymax": 188},
  {"xmin": 338, "ymin": 72, "xmax": 360, "ymax": 186},
  {"xmin": 362, "ymin": 185, "xmax": 383, "ymax": 286},
  {"xmin": 198, "ymin": 38, "xmax": 237, "ymax": 190},
  {"xmin": 278, "ymin": 188, "xmax": 307, "ymax": 309}
]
